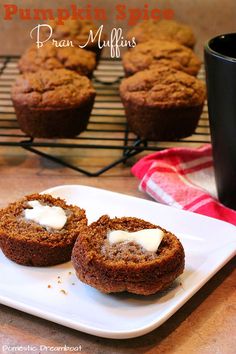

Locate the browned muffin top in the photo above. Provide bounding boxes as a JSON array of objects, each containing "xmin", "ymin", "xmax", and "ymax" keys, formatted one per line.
[
  {"xmin": 11, "ymin": 69, "xmax": 96, "ymax": 109},
  {"xmin": 122, "ymin": 40, "xmax": 201, "ymax": 76},
  {"xmin": 18, "ymin": 44, "xmax": 96, "ymax": 76},
  {"xmin": 127, "ymin": 20, "xmax": 196, "ymax": 48},
  {"xmin": 0, "ymin": 193, "xmax": 87, "ymax": 246},
  {"xmin": 42, "ymin": 19, "xmax": 104, "ymax": 49},
  {"xmin": 120, "ymin": 67, "xmax": 206, "ymax": 108}
]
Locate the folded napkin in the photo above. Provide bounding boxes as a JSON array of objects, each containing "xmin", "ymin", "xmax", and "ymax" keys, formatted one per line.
[{"xmin": 132, "ymin": 144, "xmax": 236, "ymax": 226}]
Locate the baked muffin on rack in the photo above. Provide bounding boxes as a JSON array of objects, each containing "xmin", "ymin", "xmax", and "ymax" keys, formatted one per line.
[
  {"xmin": 18, "ymin": 44, "xmax": 96, "ymax": 77},
  {"xmin": 72, "ymin": 215, "xmax": 185, "ymax": 295},
  {"xmin": 119, "ymin": 66, "xmax": 206, "ymax": 141},
  {"xmin": 122, "ymin": 40, "xmax": 201, "ymax": 76},
  {"xmin": 127, "ymin": 19, "xmax": 196, "ymax": 48},
  {"xmin": 11, "ymin": 68, "xmax": 96, "ymax": 138},
  {"xmin": 0, "ymin": 193, "xmax": 87, "ymax": 266}
]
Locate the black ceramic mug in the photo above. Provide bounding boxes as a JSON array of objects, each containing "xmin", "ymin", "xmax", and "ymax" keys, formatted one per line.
[{"xmin": 204, "ymin": 33, "xmax": 236, "ymax": 210}]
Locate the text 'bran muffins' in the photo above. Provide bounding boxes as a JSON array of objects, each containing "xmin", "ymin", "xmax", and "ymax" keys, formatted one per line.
[
  {"xmin": 127, "ymin": 19, "xmax": 196, "ymax": 48},
  {"xmin": 41, "ymin": 19, "xmax": 105, "ymax": 60},
  {"xmin": 122, "ymin": 40, "xmax": 201, "ymax": 77},
  {"xmin": 18, "ymin": 44, "xmax": 96, "ymax": 77},
  {"xmin": 0, "ymin": 193, "xmax": 87, "ymax": 266},
  {"xmin": 119, "ymin": 67, "xmax": 206, "ymax": 141},
  {"xmin": 11, "ymin": 69, "xmax": 96, "ymax": 138},
  {"xmin": 72, "ymin": 215, "xmax": 185, "ymax": 295}
]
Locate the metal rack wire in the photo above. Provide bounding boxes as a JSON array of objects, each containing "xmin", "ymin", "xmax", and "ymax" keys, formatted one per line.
[{"xmin": 0, "ymin": 56, "xmax": 210, "ymax": 176}]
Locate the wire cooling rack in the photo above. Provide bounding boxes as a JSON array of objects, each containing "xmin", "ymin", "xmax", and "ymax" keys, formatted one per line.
[{"xmin": 0, "ymin": 56, "xmax": 210, "ymax": 176}]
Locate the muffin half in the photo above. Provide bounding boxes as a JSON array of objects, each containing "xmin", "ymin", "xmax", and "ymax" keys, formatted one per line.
[
  {"xmin": 72, "ymin": 215, "xmax": 185, "ymax": 295},
  {"xmin": 0, "ymin": 193, "xmax": 87, "ymax": 266}
]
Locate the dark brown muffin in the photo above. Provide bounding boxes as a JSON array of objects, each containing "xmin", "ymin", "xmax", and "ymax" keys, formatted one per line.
[
  {"xmin": 119, "ymin": 67, "xmax": 206, "ymax": 141},
  {"xmin": 11, "ymin": 69, "xmax": 96, "ymax": 138},
  {"xmin": 0, "ymin": 193, "xmax": 87, "ymax": 267},
  {"xmin": 72, "ymin": 215, "xmax": 185, "ymax": 295},
  {"xmin": 122, "ymin": 40, "xmax": 201, "ymax": 76},
  {"xmin": 18, "ymin": 44, "xmax": 96, "ymax": 77},
  {"xmin": 127, "ymin": 20, "xmax": 196, "ymax": 48},
  {"xmin": 41, "ymin": 19, "xmax": 105, "ymax": 61}
]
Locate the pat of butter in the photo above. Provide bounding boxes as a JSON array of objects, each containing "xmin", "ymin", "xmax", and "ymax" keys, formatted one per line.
[
  {"xmin": 108, "ymin": 229, "xmax": 164, "ymax": 252},
  {"xmin": 24, "ymin": 200, "xmax": 67, "ymax": 230}
]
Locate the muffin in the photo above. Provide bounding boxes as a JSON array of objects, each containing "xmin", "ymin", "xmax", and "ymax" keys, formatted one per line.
[
  {"xmin": 18, "ymin": 44, "xmax": 96, "ymax": 77},
  {"xmin": 72, "ymin": 215, "xmax": 185, "ymax": 295},
  {"xmin": 41, "ymin": 19, "xmax": 105, "ymax": 61},
  {"xmin": 127, "ymin": 20, "xmax": 196, "ymax": 48},
  {"xmin": 119, "ymin": 67, "xmax": 206, "ymax": 141},
  {"xmin": 0, "ymin": 193, "xmax": 87, "ymax": 266},
  {"xmin": 11, "ymin": 69, "xmax": 96, "ymax": 138},
  {"xmin": 122, "ymin": 40, "xmax": 201, "ymax": 76}
]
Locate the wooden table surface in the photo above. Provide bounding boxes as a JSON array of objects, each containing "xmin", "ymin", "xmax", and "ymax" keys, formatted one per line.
[{"xmin": 0, "ymin": 145, "xmax": 235, "ymax": 354}]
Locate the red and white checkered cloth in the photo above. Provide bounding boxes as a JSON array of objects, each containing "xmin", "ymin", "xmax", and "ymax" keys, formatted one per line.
[{"xmin": 131, "ymin": 144, "xmax": 236, "ymax": 226}]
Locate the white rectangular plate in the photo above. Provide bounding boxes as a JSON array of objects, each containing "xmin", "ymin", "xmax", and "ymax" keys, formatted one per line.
[{"xmin": 0, "ymin": 185, "xmax": 235, "ymax": 339}]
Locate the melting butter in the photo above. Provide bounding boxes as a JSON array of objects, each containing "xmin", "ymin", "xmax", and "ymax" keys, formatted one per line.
[
  {"xmin": 24, "ymin": 200, "xmax": 67, "ymax": 230},
  {"xmin": 108, "ymin": 229, "xmax": 164, "ymax": 252}
]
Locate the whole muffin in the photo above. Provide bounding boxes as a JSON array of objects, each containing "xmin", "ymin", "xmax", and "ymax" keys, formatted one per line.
[
  {"xmin": 127, "ymin": 20, "xmax": 196, "ymax": 48},
  {"xmin": 122, "ymin": 40, "xmax": 201, "ymax": 76},
  {"xmin": 0, "ymin": 193, "xmax": 87, "ymax": 266},
  {"xmin": 18, "ymin": 44, "xmax": 96, "ymax": 77},
  {"xmin": 119, "ymin": 67, "xmax": 206, "ymax": 141},
  {"xmin": 41, "ymin": 19, "xmax": 105, "ymax": 61},
  {"xmin": 72, "ymin": 215, "xmax": 185, "ymax": 295},
  {"xmin": 11, "ymin": 69, "xmax": 96, "ymax": 138}
]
